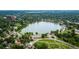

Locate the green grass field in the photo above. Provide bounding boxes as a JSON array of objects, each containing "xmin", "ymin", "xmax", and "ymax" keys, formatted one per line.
[{"xmin": 34, "ymin": 39, "xmax": 71, "ymax": 49}]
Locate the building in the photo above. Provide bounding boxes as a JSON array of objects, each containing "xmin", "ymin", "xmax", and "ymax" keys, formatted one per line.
[
  {"xmin": 4, "ymin": 15, "xmax": 16, "ymax": 21},
  {"xmin": 31, "ymin": 34, "xmax": 41, "ymax": 40},
  {"xmin": 75, "ymin": 29, "xmax": 79, "ymax": 34}
]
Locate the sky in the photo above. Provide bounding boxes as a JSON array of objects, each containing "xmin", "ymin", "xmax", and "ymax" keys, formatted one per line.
[{"xmin": 0, "ymin": 0, "xmax": 79, "ymax": 10}]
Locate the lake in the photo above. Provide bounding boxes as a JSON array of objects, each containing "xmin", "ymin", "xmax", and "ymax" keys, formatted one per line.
[{"xmin": 21, "ymin": 22, "xmax": 64, "ymax": 34}]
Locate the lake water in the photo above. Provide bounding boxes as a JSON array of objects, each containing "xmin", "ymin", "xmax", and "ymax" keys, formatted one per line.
[{"xmin": 21, "ymin": 22, "xmax": 64, "ymax": 34}]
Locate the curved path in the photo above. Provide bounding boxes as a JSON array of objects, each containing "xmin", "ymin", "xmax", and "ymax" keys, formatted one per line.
[
  {"xmin": 26, "ymin": 35, "xmax": 79, "ymax": 49},
  {"xmin": 53, "ymin": 35, "xmax": 79, "ymax": 49}
]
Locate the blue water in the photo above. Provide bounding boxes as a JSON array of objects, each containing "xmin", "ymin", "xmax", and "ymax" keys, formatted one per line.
[{"xmin": 21, "ymin": 22, "xmax": 63, "ymax": 34}]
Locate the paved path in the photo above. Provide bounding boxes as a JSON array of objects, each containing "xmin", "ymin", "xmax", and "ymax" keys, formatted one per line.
[
  {"xmin": 53, "ymin": 35, "xmax": 79, "ymax": 49},
  {"xmin": 56, "ymin": 39, "xmax": 79, "ymax": 49},
  {"xmin": 26, "ymin": 34, "xmax": 79, "ymax": 49}
]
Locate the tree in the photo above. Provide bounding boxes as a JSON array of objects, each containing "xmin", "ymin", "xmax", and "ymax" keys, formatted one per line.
[
  {"xmin": 35, "ymin": 32, "xmax": 38, "ymax": 35},
  {"xmin": 50, "ymin": 31, "xmax": 54, "ymax": 34},
  {"xmin": 11, "ymin": 44, "xmax": 24, "ymax": 49},
  {"xmin": 41, "ymin": 34, "xmax": 47, "ymax": 38},
  {"xmin": 71, "ymin": 29, "xmax": 75, "ymax": 36},
  {"xmin": 34, "ymin": 42, "xmax": 48, "ymax": 49},
  {"xmin": 55, "ymin": 30, "xmax": 59, "ymax": 36}
]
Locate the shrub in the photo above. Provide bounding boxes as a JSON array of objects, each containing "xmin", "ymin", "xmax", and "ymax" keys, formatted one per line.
[{"xmin": 11, "ymin": 44, "xmax": 24, "ymax": 49}]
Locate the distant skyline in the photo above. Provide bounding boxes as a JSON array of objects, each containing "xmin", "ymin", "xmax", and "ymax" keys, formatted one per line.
[{"xmin": 0, "ymin": 10, "xmax": 79, "ymax": 15}]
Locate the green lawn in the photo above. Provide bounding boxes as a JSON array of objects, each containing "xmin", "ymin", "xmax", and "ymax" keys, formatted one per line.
[{"xmin": 34, "ymin": 39, "xmax": 71, "ymax": 49}]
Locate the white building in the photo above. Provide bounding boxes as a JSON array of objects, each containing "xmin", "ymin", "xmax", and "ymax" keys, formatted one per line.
[{"xmin": 75, "ymin": 29, "xmax": 79, "ymax": 34}]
